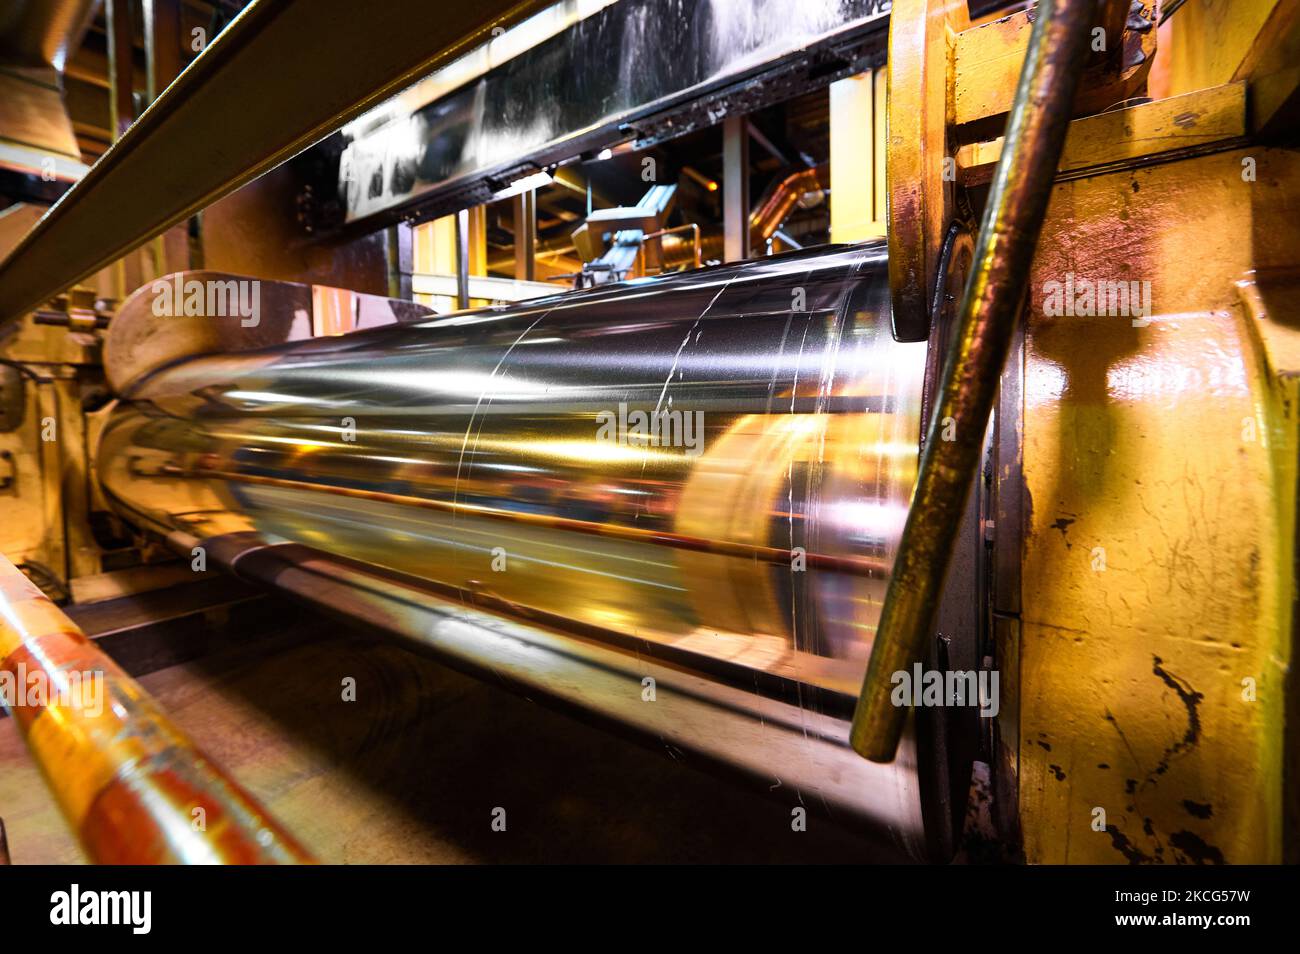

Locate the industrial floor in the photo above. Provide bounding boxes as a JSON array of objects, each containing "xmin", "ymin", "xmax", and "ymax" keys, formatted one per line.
[{"xmin": 0, "ymin": 601, "xmax": 897, "ymax": 864}]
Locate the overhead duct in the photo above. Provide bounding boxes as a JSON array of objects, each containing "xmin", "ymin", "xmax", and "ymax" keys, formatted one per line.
[
  {"xmin": 0, "ymin": 0, "xmax": 100, "ymax": 71},
  {"xmin": 0, "ymin": 0, "xmax": 97, "ymax": 188}
]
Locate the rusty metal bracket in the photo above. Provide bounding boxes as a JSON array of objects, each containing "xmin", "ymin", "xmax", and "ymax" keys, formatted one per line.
[{"xmin": 887, "ymin": 0, "xmax": 971, "ymax": 342}]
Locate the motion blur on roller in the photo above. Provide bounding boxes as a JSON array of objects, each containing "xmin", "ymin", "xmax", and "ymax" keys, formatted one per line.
[{"xmin": 0, "ymin": 0, "xmax": 1296, "ymax": 875}]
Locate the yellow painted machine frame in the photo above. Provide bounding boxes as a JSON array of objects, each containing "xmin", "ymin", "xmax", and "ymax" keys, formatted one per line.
[
  {"xmin": 1019, "ymin": 143, "xmax": 1298, "ymax": 864},
  {"xmin": 857, "ymin": 0, "xmax": 1299, "ymax": 863},
  {"xmin": 1006, "ymin": 1, "xmax": 1299, "ymax": 863}
]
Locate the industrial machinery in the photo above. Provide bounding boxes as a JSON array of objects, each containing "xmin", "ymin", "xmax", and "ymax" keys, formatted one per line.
[{"xmin": 0, "ymin": 0, "xmax": 1296, "ymax": 868}]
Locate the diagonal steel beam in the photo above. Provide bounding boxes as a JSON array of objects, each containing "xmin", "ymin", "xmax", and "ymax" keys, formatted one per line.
[{"xmin": 0, "ymin": 0, "xmax": 550, "ymax": 327}]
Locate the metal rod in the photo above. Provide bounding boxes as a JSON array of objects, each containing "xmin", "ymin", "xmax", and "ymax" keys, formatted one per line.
[
  {"xmin": 849, "ymin": 0, "xmax": 1098, "ymax": 762},
  {"xmin": 0, "ymin": 552, "xmax": 314, "ymax": 863},
  {"xmin": 0, "ymin": 0, "xmax": 550, "ymax": 329},
  {"xmin": 641, "ymin": 223, "xmax": 702, "ymax": 270}
]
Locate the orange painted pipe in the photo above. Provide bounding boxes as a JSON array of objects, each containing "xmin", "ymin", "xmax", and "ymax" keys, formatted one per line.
[{"xmin": 0, "ymin": 553, "xmax": 313, "ymax": 864}]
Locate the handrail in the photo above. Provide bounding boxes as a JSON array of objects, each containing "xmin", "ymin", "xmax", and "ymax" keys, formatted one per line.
[
  {"xmin": 849, "ymin": 0, "xmax": 1099, "ymax": 762},
  {"xmin": 642, "ymin": 223, "xmax": 703, "ymax": 271}
]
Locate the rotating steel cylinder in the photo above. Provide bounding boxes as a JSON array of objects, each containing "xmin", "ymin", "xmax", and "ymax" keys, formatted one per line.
[{"xmin": 98, "ymin": 243, "xmax": 946, "ymax": 858}]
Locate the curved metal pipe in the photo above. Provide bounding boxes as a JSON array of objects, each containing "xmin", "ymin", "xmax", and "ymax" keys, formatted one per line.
[
  {"xmin": 749, "ymin": 166, "xmax": 824, "ymax": 247},
  {"xmin": 661, "ymin": 166, "xmax": 825, "ymax": 269},
  {"xmin": 0, "ymin": 553, "xmax": 313, "ymax": 864}
]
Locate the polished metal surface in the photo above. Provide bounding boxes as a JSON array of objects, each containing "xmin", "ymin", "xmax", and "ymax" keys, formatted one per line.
[
  {"xmin": 102, "ymin": 271, "xmax": 435, "ymax": 395},
  {"xmin": 99, "ymin": 243, "xmax": 932, "ymax": 849}
]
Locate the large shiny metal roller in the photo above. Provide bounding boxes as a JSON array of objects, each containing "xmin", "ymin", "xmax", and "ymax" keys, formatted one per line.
[{"xmin": 98, "ymin": 243, "xmax": 937, "ymax": 857}]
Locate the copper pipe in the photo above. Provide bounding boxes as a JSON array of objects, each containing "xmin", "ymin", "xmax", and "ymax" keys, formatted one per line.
[
  {"xmin": 641, "ymin": 223, "xmax": 702, "ymax": 271},
  {"xmin": 849, "ymin": 0, "xmax": 1097, "ymax": 762},
  {"xmin": 0, "ymin": 553, "xmax": 314, "ymax": 863},
  {"xmin": 749, "ymin": 167, "xmax": 822, "ymax": 245}
]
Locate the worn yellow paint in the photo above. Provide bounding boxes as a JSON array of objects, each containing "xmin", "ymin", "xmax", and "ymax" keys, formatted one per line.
[
  {"xmin": 1233, "ymin": 0, "xmax": 1300, "ymax": 134},
  {"xmin": 952, "ymin": 3, "xmax": 1157, "ymax": 133},
  {"xmin": 1019, "ymin": 147, "xmax": 1299, "ymax": 864},
  {"xmin": 873, "ymin": 68, "xmax": 888, "ymax": 233},
  {"xmin": 959, "ymin": 82, "xmax": 1247, "ymax": 184},
  {"xmin": 952, "ymin": 5, "xmax": 1031, "ymax": 128},
  {"xmin": 412, "ymin": 216, "xmax": 458, "ymax": 312},
  {"xmin": 1163, "ymin": 0, "xmax": 1281, "ymax": 97}
]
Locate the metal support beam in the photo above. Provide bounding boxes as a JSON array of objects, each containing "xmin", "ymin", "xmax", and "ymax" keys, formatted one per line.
[
  {"xmin": 513, "ymin": 189, "xmax": 537, "ymax": 281},
  {"xmin": 0, "ymin": 0, "xmax": 551, "ymax": 328},
  {"xmin": 746, "ymin": 120, "xmax": 788, "ymax": 165},
  {"xmin": 454, "ymin": 208, "xmax": 471, "ymax": 310},
  {"xmin": 143, "ymin": 0, "xmax": 184, "ymax": 102},
  {"xmin": 105, "ymin": 0, "xmax": 134, "ymax": 140},
  {"xmin": 830, "ymin": 70, "xmax": 883, "ymax": 243},
  {"xmin": 722, "ymin": 114, "xmax": 750, "ymax": 262},
  {"xmin": 144, "ymin": 0, "xmax": 186, "ymax": 281},
  {"xmin": 386, "ymin": 222, "xmax": 413, "ymax": 301}
]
